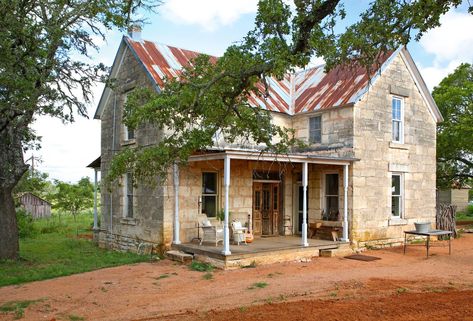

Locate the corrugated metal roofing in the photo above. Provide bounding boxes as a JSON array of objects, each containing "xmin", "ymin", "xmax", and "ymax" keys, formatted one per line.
[{"xmin": 124, "ymin": 36, "xmax": 393, "ymax": 115}]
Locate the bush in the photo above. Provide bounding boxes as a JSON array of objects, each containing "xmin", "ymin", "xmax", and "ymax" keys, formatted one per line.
[
  {"xmin": 16, "ymin": 209, "xmax": 37, "ymax": 238},
  {"xmin": 466, "ymin": 204, "xmax": 473, "ymax": 216}
]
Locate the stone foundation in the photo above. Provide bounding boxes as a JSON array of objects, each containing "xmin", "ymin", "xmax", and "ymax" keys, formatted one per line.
[{"xmin": 98, "ymin": 231, "xmax": 168, "ymax": 255}]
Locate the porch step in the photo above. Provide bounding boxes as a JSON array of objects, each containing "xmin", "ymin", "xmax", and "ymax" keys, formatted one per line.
[
  {"xmin": 165, "ymin": 250, "xmax": 194, "ymax": 263},
  {"xmin": 319, "ymin": 243, "xmax": 353, "ymax": 257}
]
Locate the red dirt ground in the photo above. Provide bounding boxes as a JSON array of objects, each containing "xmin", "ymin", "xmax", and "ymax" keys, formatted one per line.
[{"xmin": 1, "ymin": 234, "xmax": 473, "ymax": 321}]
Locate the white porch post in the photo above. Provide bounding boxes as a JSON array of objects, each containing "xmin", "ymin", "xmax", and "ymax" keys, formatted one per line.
[
  {"xmin": 342, "ymin": 164, "xmax": 349, "ymax": 242},
  {"xmin": 93, "ymin": 168, "xmax": 99, "ymax": 230},
  {"xmin": 173, "ymin": 163, "xmax": 181, "ymax": 245},
  {"xmin": 222, "ymin": 156, "xmax": 231, "ymax": 255},
  {"xmin": 302, "ymin": 162, "xmax": 309, "ymax": 247}
]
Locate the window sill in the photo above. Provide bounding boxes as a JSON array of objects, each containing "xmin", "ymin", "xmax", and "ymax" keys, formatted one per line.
[
  {"xmin": 389, "ymin": 218, "xmax": 407, "ymax": 226},
  {"xmin": 122, "ymin": 139, "xmax": 136, "ymax": 147},
  {"xmin": 120, "ymin": 217, "xmax": 137, "ymax": 225},
  {"xmin": 389, "ymin": 142, "xmax": 408, "ymax": 150}
]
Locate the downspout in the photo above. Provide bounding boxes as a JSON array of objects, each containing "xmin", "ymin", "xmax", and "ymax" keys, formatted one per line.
[{"xmin": 110, "ymin": 91, "xmax": 117, "ymax": 241}]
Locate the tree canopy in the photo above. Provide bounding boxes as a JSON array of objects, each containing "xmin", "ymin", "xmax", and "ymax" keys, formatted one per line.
[
  {"xmin": 54, "ymin": 178, "xmax": 94, "ymax": 221},
  {"xmin": 109, "ymin": 0, "xmax": 471, "ymax": 184},
  {"xmin": 0, "ymin": 0, "xmax": 160, "ymax": 259},
  {"xmin": 434, "ymin": 63, "xmax": 473, "ymax": 188}
]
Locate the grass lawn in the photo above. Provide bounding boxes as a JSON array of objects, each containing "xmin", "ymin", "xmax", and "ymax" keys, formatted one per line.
[{"xmin": 0, "ymin": 212, "xmax": 149, "ymax": 287}]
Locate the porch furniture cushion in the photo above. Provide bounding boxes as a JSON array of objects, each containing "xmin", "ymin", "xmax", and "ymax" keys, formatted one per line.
[
  {"xmin": 200, "ymin": 220, "xmax": 224, "ymax": 246},
  {"xmin": 231, "ymin": 221, "xmax": 248, "ymax": 245}
]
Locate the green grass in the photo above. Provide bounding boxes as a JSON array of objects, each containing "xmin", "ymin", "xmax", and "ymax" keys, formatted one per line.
[
  {"xmin": 189, "ymin": 261, "xmax": 215, "ymax": 272},
  {"xmin": 68, "ymin": 314, "xmax": 85, "ymax": 321},
  {"xmin": 0, "ymin": 212, "xmax": 149, "ymax": 287},
  {"xmin": 457, "ymin": 204, "xmax": 473, "ymax": 221},
  {"xmin": 0, "ymin": 299, "xmax": 43, "ymax": 319},
  {"xmin": 248, "ymin": 282, "xmax": 268, "ymax": 290},
  {"xmin": 202, "ymin": 272, "xmax": 213, "ymax": 280}
]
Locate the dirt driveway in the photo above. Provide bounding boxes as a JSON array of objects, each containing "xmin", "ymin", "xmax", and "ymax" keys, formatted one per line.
[{"xmin": 1, "ymin": 234, "xmax": 473, "ymax": 321}]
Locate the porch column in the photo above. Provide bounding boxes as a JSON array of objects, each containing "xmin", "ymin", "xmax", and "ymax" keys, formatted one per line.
[
  {"xmin": 301, "ymin": 162, "xmax": 309, "ymax": 247},
  {"xmin": 222, "ymin": 156, "xmax": 231, "ymax": 255},
  {"xmin": 173, "ymin": 163, "xmax": 181, "ymax": 245},
  {"xmin": 93, "ymin": 168, "xmax": 99, "ymax": 230},
  {"xmin": 342, "ymin": 164, "xmax": 349, "ymax": 242}
]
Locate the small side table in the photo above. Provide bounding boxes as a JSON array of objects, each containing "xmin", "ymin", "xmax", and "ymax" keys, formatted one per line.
[{"xmin": 403, "ymin": 230, "xmax": 453, "ymax": 258}]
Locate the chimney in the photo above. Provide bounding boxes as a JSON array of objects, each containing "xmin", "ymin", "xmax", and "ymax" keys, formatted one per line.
[{"xmin": 127, "ymin": 24, "xmax": 142, "ymax": 41}]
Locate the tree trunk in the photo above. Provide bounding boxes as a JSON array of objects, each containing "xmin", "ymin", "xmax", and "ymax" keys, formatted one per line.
[
  {"xmin": 0, "ymin": 126, "xmax": 28, "ymax": 260},
  {"xmin": 0, "ymin": 186, "xmax": 19, "ymax": 259}
]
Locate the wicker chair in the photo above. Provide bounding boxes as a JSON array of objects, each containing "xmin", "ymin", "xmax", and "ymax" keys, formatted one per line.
[{"xmin": 199, "ymin": 219, "xmax": 224, "ymax": 246}]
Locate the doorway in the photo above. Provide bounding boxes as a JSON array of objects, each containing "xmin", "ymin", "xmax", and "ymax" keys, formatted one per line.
[
  {"xmin": 253, "ymin": 182, "xmax": 280, "ymax": 236},
  {"xmin": 297, "ymin": 185, "xmax": 308, "ymax": 233}
]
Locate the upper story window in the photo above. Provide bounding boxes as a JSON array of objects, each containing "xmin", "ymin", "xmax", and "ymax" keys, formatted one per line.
[
  {"xmin": 123, "ymin": 92, "xmax": 135, "ymax": 141},
  {"xmin": 392, "ymin": 97, "xmax": 404, "ymax": 143},
  {"xmin": 309, "ymin": 116, "xmax": 321, "ymax": 144}
]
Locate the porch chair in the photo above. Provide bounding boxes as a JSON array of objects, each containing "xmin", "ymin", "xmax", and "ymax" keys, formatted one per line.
[
  {"xmin": 199, "ymin": 219, "xmax": 224, "ymax": 246},
  {"xmin": 231, "ymin": 220, "xmax": 248, "ymax": 245}
]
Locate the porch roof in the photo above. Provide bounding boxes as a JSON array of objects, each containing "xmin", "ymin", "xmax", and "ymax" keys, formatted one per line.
[{"xmin": 188, "ymin": 149, "xmax": 358, "ymax": 166}]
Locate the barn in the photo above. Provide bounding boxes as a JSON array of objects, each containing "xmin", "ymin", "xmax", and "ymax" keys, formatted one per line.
[{"xmin": 18, "ymin": 192, "xmax": 52, "ymax": 219}]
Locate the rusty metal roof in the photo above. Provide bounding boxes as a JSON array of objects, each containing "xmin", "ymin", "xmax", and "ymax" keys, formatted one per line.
[{"xmin": 124, "ymin": 36, "xmax": 394, "ymax": 115}]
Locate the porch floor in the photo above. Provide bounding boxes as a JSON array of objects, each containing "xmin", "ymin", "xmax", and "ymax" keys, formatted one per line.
[{"xmin": 173, "ymin": 236, "xmax": 341, "ymax": 268}]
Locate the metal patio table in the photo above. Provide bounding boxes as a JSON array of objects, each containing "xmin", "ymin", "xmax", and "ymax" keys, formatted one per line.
[{"xmin": 403, "ymin": 230, "xmax": 453, "ymax": 258}]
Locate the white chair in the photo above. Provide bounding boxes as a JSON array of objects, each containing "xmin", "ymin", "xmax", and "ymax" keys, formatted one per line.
[
  {"xmin": 231, "ymin": 220, "xmax": 248, "ymax": 245},
  {"xmin": 200, "ymin": 220, "xmax": 224, "ymax": 246}
]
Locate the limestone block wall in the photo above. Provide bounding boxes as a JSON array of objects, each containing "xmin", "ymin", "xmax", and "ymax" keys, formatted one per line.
[
  {"xmin": 292, "ymin": 106, "xmax": 354, "ymax": 158},
  {"xmin": 99, "ymin": 46, "xmax": 164, "ymax": 252},
  {"xmin": 351, "ymin": 53, "xmax": 437, "ymax": 247}
]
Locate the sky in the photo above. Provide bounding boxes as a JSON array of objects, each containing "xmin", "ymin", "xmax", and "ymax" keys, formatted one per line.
[{"xmin": 27, "ymin": 0, "xmax": 473, "ymax": 183}]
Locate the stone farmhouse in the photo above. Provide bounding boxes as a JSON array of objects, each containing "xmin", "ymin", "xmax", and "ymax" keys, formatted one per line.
[{"xmin": 93, "ymin": 29, "xmax": 442, "ymax": 263}]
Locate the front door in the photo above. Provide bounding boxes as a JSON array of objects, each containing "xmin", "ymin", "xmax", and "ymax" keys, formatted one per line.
[{"xmin": 253, "ymin": 182, "xmax": 280, "ymax": 236}]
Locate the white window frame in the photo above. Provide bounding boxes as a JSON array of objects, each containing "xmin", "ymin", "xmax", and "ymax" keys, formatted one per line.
[
  {"xmin": 123, "ymin": 173, "xmax": 134, "ymax": 218},
  {"xmin": 201, "ymin": 171, "xmax": 218, "ymax": 218},
  {"xmin": 123, "ymin": 92, "xmax": 135, "ymax": 142},
  {"xmin": 322, "ymin": 171, "xmax": 340, "ymax": 220},
  {"xmin": 309, "ymin": 115, "xmax": 322, "ymax": 144},
  {"xmin": 392, "ymin": 96, "xmax": 404, "ymax": 143},
  {"xmin": 391, "ymin": 173, "xmax": 404, "ymax": 218}
]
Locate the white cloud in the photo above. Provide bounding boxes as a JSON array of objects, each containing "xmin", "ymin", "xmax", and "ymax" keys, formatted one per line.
[
  {"xmin": 161, "ymin": 0, "xmax": 258, "ymax": 31},
  {"xmin": 420, "ymin": 10, "xmax": 473, "ymax": 63},
  {"xmin": 418, "ymin": 9, "xmax": 473, "ymax": 90}
]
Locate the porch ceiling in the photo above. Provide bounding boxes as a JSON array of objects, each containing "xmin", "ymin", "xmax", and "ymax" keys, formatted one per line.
[{"xmin": 188, "ymin": 149, "xmax": 358, "ymax": 166}]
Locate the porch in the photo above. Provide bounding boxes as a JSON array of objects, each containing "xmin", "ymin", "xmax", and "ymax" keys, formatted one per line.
[
  {"xmin": 171, "ymin": 149, "xmax": 357, "ymax": 257},
  {"xmin": 173, "ymin": 236, "xmax": 342, "ymax": 269}
]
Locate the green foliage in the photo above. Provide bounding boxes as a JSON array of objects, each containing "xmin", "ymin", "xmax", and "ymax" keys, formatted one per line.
[
  {"xmin": 16, "ymin": 208, "xmax": 36, "ymax": 239},
  {"xmin": 13, "ymin": 171, "xmax": 54, "ymax": 202},
  {"xmin": 248, "ymin": 281, "xmax": 268, "ymax": 289},
  {"xmin": 54, "ymin": 178, "xmax": 94, "ymax": 220},
  {"xmin": 434, "ymin": 63, "xmax": 473, "ymax": 188},
  {"xmin": 68, "ymin": 315, "xmax": 85, "ymax": 321},
  {"xmin": 0, "ymin": 212, "xmax": 148, "ymax": 287},
  {"xmin": 189, "ymin": 261, "xmax": 215, "ymax": 272},
  {"xmin": 0, "ymin": 299, "xmax": 43, "ymax": 319},
  {"xmin": 108, "ymin": 0, "xmax": 471, "ymax": 185},
  {"xmin": 202, "ymin": 272, "xmax": 213, "ymax": 280},
  {"xmin": 457, "ymin": 204, "xmax": 473, "ymax": 221}
]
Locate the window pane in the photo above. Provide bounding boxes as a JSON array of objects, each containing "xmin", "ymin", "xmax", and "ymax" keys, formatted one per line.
[
  {"xmin": 127, "ymin": 195, "xmax": 134, "ymax": 218},
  {"xmin": 392, "ymin": 98, "xmax": 401, "ymax": 120},
  {"xmin": 202, "ymin": 196, "xmax": 216, "ymax": 217},
  {"xmin": 325, "ymin": 174, "xmax": 339, "ymax": 195},
  {"xmin": 273, "ymin": 186, "xmax": 278, "ymax": 210},
  {"xmin": 391, "ymin": 175, "xmax": 400, "ymax": 195},
  {"xmin": 392, "ymin": 196, "xmax": 400, "ymax": 216},
  {"xmin": 309, "ymin": 116, "xmax": 322, "ymax": 143},
  {"xmin": 202, "ymin": 172, "xmax": 217, "ymax": 194},
  {"xmin": 254, "ymin": 191, "xmax": 261, "ymax": 210},
  {"xmin": 126, "ymin": 173, "xmax": 133, "ymax": 218},
  {"xmin": 326, "ymin": 196, "xmax": 339, "ymax": 220},
  {"xmin": 127, "ymin": 127, "xmax": 135, "ymax": 140},
  {"xmin": 392, "ymin": 121, "xmax": 400, "ymax": 141}
]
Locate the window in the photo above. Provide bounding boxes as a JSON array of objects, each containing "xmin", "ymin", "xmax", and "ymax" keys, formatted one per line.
[
  {"xmin": 202, "ymin": 172, "xmax": 217, "ymax": 217},
  {"xmin": 124, "ymin": 173, "xmax": 134, "ymax": 218},
  {"xmin": 392, "ymin": 97, "xmax": 404, "ymax": 143},
  {"xmin": 309, "ymin": 116, "xmax": 322, "ymax": 144},
  {"xmin": 123, "ymin": 93, "xmax": 135, "ymax": 141},
  {"xmin": 391, "ymin": 174, "xmax": 403, "ymax": 217},
  {"xmin": 325, "ymin": 173, "xmax": 339, "ymax": 221}
]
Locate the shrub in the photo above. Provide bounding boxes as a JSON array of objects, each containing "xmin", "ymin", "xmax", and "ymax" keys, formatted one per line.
[
  {"xmin": 16, "ymin": 209, "xmax": 36, "ymax": 238},
  {"xmin": 189, "ymin": 261, "xmax": 214, "ymax": 272}
]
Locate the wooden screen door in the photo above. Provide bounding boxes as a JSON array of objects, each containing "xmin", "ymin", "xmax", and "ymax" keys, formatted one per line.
[{"xmin": 253, "ymin": 182, "xmax": 280, "ymax": 236}]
